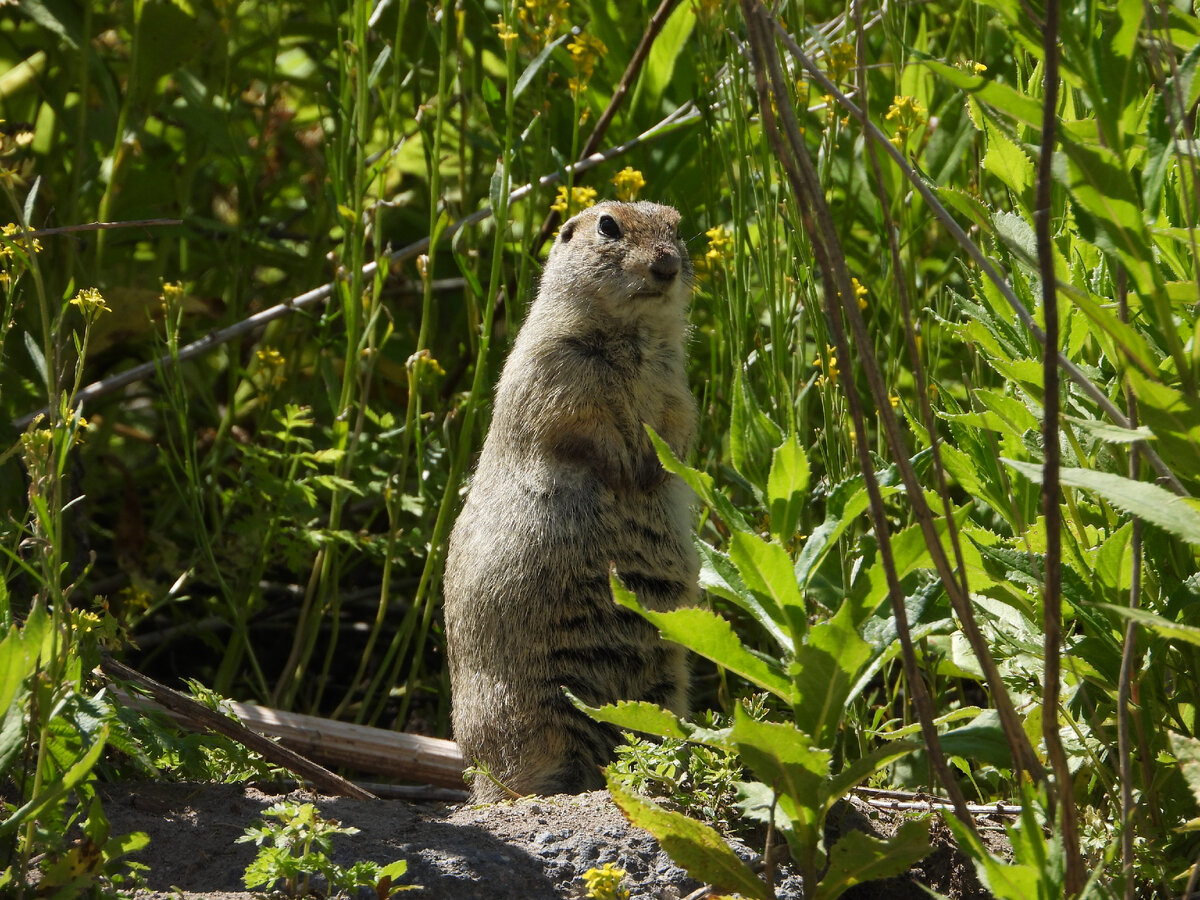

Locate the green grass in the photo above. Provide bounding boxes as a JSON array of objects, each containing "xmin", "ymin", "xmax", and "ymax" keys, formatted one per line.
[{"xmin": 1, "ymin": 0, "xmax": 1199, "ymax": 895}]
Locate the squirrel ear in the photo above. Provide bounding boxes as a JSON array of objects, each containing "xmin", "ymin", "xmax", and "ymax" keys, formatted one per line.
[{"xmin": 559, "ymin": 220, "xmax": 576, "ymax": 243}]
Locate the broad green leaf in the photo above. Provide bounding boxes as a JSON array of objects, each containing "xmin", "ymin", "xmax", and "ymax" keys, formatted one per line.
[
  {"xmin": 22, "ymin": 604, "xmax": 50, "ymax": 670},
  {"xmin": 728, "ymin": 708, "xmax": 830, "ymax": 872},
  {"xmin": 871, "ymin": 707, "xmax": 982, "ymax": 741},
  {"xmin": 1064, "ymin": 417, "xmax": 1154, "ymax": 445},
  {"xmin": 1168, "ymin": 732, "xmax": 1200, "ymax": 813},
  {"xmin": 728, "ymin": 708, "xmax": 830, "ymax": 816},
  {"xmin": 729, "ymin": 531, "xmax": 805, "ymax": 641},
  {"xmin": 1093, "ymin": 522, "xmax": 1133, "ymax": 597},
  {"xmin": 1057, "ymin": 140, "xmax": 1160, "ymax": 299},
  {"xmin": 767, "ymin": 432, "xmax": 809, "ymax": 543},
  {"xmin": 936, "ymin": 185, "xmax": 991, "ymax": 231},
  {"xmin": 0, "ymin": 724, "xmax": 109, "ymax": 835},
  {"xmin": 23, "ymin": 332, "xmax": 49, "ymax": 393},
  {"xmin": 696, "ymin": 540, "xmax": 793, "ymax": 654},
  {"xmin": 569, "ymin": 697, "xmax": 687, "ymax": 740},
  {"xmin": 105, "ymin": 829, "xmax": 151, "ymax": 857},
  {"xmin": 631, "ymin": 0, "xmax": 695, "ymax": 115},
  {"xmin": 730, "ymin": 369, "xmax": 784, "ymax": 494},
  {"xmin": 1004, "ymin": 459, "xmax": 1200, "ymax": 545},
  {"xmin": 607, "ymin": 777, "xmax": 774, "ymax": 900},
  {"xmin": 816, "ymin": 819, "xmax": 932, "ymax": 900},
  {"xmin": 647, "ymin": 427, "xmax": 751, "ymax": 533},
  {"xmin": 611, "ymin": 577, "xmax": 792, "ymax": 701},
  {"xmin": 1057, "ymin": 284, "xmax": 1160, "ymax": 376},
  {"xmin": 1125, "ymin": 370, "xmax": 1200, "ymax": 486},
  {"xmin": 982, "ymin": 119, "xmax": 1034, "ymax": 201},
  {"xmin": 0, "ymin": 628, "xmax": 29, "ymax": 725},
  {"xmin": 847, "ymin": 504, "xmax": 974, "ymax": 628},
  {"xmin": 1095, "ymin": 603, "xmax": 1200, "ymax": 648},
  {"xmin": 944, "ymin": 814, "xmax": 1044, "ymax": 900},
  {"xmin": 824, "ymin": 740, "xmax": 926, "ymax": 811},
  {"xmin": 0, "ymin": 695, "xmax": 27, "ymax": 776},
  {"xmin": 794, "ymin": 478, "xmax": 893, "ymax": 587},
  {"xmin": 920, "ymin": 58, "xmax": 1044, "ymax": 129},
  {"xmin": 790, "ymin": 604, "xmax": 871, "ymax": 748},
  {"xmin": 938, "ymin": 710, "xmax": 1014, "ymax": 769}
]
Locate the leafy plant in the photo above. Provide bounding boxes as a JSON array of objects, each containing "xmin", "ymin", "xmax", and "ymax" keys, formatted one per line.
[
  {"xmin": 581, "ymin": 431, "xmax": 932, "ymax": 900},
  {"xmin": 610, "ymin": 703, "xmax": 756, "ymax": 835},
  {"xmin": 237, "ymin": 800, "xmax": 416, "ymax": 897}
]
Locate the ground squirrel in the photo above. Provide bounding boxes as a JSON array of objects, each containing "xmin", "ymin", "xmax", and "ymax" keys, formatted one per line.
[{"xmin": 443, "ymin": 201, "xmax": 699, "ymax": 801}]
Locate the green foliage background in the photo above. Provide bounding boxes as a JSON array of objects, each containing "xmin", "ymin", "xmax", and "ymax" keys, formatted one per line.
[{"xmin": 2, "ymin": 0, "xmax": 1200, "ymax": 894}]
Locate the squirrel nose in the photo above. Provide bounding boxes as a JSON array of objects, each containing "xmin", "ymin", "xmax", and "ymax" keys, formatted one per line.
[{"xmin": 650, "ymin": 249, "xmax": 681, "ymax": 283}]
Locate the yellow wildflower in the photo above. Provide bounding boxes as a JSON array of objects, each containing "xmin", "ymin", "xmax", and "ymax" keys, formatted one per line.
[
  {"xmin": 827, "ymin": 40, "xmax": 856, "ymax": 84},
  {"xmin": 70, "ymin": 287, "xmax": 112, "ymax": 318},
  {"xmin": 889, "ymin": 394, "xmax": 900, "ymax": 408},
  {"xmin": 550, "ymin": 185, "xmax": 598, "ymax": 218},
  {"xmin": 582, "ymin": 862, "xmax": 630, "ymax": 900},
  {"xmin": 815, "ymin": 343, "xmax": 839, "ymax": 386},
  {"xmin": 568, "ymin": 32, "xmax": 607, "ymax": 83},
  {"xmin": 705, "ymin": 225, "xmax": 732, "ymax": 264},
  {"xmin": 852, "ymin": 277, "xmax": 868, "ymax": 310},
  {"xmin": 160, "ymin": 280, "xmax": 186, "ymax": 312},
  {"xmin": 256, "ymin": 348, "xmax": 286, "ymax": 387},
  {"xmin": 610, "ymin": 167, "xmax": 645, "ymax": 202},
  {"xmin": 886, "ymin": 95, "xmax": 926, "ymax": 150},
  {"xmin": 518, "ymin": 0, "xmax": 570, "ymax": 44},
  {"xmin": 0, "ymin": 222, "xmax": 42, "ymax": 258},
  {"xmin": 493, "ymin": 16, "xmax": 518, "ymax": 50}
]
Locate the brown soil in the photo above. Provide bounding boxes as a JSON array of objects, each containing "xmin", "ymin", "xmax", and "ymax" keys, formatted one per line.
[{"xmin": 97, "ymin": 782, "xmax": 1007, "ymax": 899}]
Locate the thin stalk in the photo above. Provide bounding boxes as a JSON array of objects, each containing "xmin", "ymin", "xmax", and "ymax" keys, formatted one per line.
[
  {"xmin": 385, "ymin": 0, "xmax": 521, "ymax": 731},
  {"xmin": 94, "ymin": 0, "xmax": 144, "ymax": 269},
  {"xmin": 852, "ymin": 0, "xmax": 970, "ymax": 605},
  {"xmin": 1116, "ymin": 274, "xmax": 1141, "ymax": 899},
  {"xmin": 755, "ymin": 2, "xmax": 1045, "ymax": 786},
  {"xmin": 739, "ymin": 0, "xmax": 980, "ymax": 837},
  {"xmin": 1034, "ymin": 1, "xmax": 1085, "ymax": 891}
]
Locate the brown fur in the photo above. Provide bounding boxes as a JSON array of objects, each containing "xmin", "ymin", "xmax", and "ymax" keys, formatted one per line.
[{"xmin": 443, "ymin": 201, "xmax": 699, "ymax": 801}]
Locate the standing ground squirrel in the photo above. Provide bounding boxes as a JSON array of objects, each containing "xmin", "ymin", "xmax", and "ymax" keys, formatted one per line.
[{"xmin": 443, "ymin": 201, "xmax": 699, "ymax": 801}]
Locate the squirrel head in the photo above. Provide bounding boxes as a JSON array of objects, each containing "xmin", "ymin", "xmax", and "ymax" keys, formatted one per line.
[{"xmin": 544, "ymin": 201, "xmax": 694, "ymax": 328}]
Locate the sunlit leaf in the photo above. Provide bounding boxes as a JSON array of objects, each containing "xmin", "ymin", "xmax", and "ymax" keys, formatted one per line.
[{"xmin": 607, "ymin": 777, "xmax": 774, "ymax": 900}]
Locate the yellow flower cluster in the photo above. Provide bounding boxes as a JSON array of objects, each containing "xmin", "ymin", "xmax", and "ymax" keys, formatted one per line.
[
  {"xmin": 70, "ymin": 287, "xmax": 112, "ymax": 318},
  {"xmin": 493, "ymin": 16, "xmax": 518, "ymax": 50},
  {"xmin": 0, "ymin": 222, "xmax": 42, "ymax": 259},
  {"xmin": 827, "ymin": 40, "xmax": 857, "ymax": 84},
  {"xmin": 814, "ymin": 343, "xmax": 839, "ymax": 388},
  {"xmin": 550, "ymin": 184, "xmax": 598, "ymax": 217},
  {"xmin": 161, "ymin": 280, "xmax": 186, "ymax": 311},
  {"xmin": 256, "ymin": 348, "xmax": 287, "ymax": 387},
  {"xmin": 885, "ymin": 95, "xmax": 926, "ymax": 150},
  {"xmin": 518, "ymin": 0, "xmax": 570, "ymax": 45},
  {"xmin": 610, "ymin": 167, "xmax": 645, "ymax": 202},
  {"xmin": 581, "ymin": 863, "xmax": 630, "ymax": 900},
  {"xmin": 567, "ymin": 32, "xmax": 606, "ymax": 95},
  {"xmin": 704, "ymin": 225, "xmax": 733, "ymax": 265},
  {"xmin": 852, "ymin": 277, "xmax": 868, "ymax": 310}
]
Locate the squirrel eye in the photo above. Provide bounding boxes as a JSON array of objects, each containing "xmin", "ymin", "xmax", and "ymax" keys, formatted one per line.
[{"xmin": 596, "ymin": 214, "xmax": 622, "ymax": 239}]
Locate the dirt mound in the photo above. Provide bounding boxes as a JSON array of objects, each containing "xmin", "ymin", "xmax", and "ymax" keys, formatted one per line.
[{"xmin": 98, "ymin": 782, "xmax": 999, "ymax": 899}]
